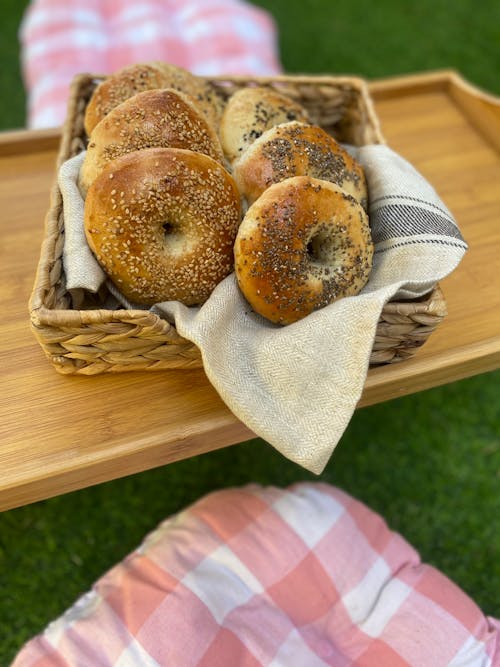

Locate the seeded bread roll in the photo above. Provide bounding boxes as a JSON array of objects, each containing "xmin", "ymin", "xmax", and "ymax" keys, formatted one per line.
[
  {"xmin": 84, "ymin": 147, "xmax": 241, "ymax": 306},
  {"xmin": 79, "ymin": 88, "xmax": 224, "ymax": 195},
  {"xmin": 234, "ymin": 176, "xmax": 373, "ymax": 325},
  {"xmin": 219, "ymin": 86, "xmax": 310, "ymax": 163},
  {"xmin": 84, "ymin": 61, "xmax": 224, "ymax": 135},
  {"xmin": 233, "ymin": 121, "xmax": 368, "ymax": 209}
]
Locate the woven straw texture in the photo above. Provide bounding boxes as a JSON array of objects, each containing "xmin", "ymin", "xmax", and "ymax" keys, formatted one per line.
[{"xmin": 29, "ymin": 73, "xmax": 447, "ymax": 375}]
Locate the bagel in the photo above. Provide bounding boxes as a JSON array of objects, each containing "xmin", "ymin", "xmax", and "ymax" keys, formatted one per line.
[
  {"xmin": 233, "ymin": 121, "xmax": 368, "ymax": 209},
  {"xmin": 84, "ymin": 61, "xmax": 223, "ymax": 135},
  {"xmin": 219, "ymin": 86, "xmax": 310, "ymax": 163},
  {"xmin": 79, "ymin": 88, "xmax": 225, "ymax": 195},
  {"xmin": 234, "ymin": 176, "xmax": 373, "ymax": 325},
  {"xmin": 84, "ymin": 147, "xmax": 241, "ymax": 306}
]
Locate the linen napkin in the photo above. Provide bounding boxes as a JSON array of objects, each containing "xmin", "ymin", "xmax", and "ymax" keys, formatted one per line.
[
  {"xmin": 59, "ymin": 154, "xmax": 106, "ymax": 297},
  {"xmin": 59, "ymin": 146, "xmax": 467, "ymax": 474}
]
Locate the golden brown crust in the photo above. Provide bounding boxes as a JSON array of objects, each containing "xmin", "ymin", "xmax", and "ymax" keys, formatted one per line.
[
  {"xmin": 79, "ymin": 88, "xmax": 225, "ymax": 194},
  {"xmin": 153, "ymin": 62, "xmax": 227, "ymax": 129},
  {"xmin": 234, "ymin": 176, "xmax": 373, "ymax": 325},
  {"xmin": 219, "ymin": 86, "xmax": 310, "ymax": 163},
  {"xmin": 84, "ymin": 61, "xmax": 223, "ymax": 135},
  {"xmin": 233, "ymin": 121, "xmax": 368, "ymax": 209},
  {"xmin": 84, "ymin": 147, "xmax": 241, "ymax": 306}
]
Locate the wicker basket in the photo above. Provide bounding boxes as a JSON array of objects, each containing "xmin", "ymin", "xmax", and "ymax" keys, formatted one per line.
[{"xmin": 29, "ymin": 73, "xmax": 447, "ymax": 375}]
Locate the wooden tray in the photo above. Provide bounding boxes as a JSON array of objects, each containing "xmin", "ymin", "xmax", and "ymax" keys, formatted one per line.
[{"xmin": 1, "ymin": 70, "xmax": 499, "ymax": 511}]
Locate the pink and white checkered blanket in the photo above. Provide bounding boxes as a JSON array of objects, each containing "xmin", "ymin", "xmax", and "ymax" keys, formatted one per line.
[
  {"xmin": 20, "ymin": 0, "xmax": 282, "ymax": 129},
  {"xmin": 13, "ymin": 483, "xmax": 499, "ymax": 666}
]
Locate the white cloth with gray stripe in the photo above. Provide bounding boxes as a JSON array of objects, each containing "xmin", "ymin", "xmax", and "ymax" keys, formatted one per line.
[{"xmin": 60, "ymin": 145, "xmax": 467, "ymax": 474}]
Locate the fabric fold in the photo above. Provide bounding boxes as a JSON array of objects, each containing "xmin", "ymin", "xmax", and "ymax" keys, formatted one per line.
[
  {"xmin": 154, "ymin": 277, "xmax": 397, "ymax": 473},
  {"xmin": 58, "ymin": 152, "xmax": 106, "ymax": 295}
]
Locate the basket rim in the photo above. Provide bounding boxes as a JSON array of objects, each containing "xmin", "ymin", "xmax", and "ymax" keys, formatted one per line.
[
  {"xmin": 66, "ymin": 71, "xmax": 385, "ymax": 148},
  {"xmin": 31, "ymin": 283, "xmax": 447, "ymax": 330},
  {"xmin": 30, "ymin": 301, "xmax": 163, "ymax": 327}
]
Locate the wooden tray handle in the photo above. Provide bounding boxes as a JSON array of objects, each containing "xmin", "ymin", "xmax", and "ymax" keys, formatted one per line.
[
  {"xmin": 370, "ymin": 69, "xmax": 500, "ymax": 151},
  {"xmin": 447, "ymin": 71, "xmax": 500, "ymax": 152}
]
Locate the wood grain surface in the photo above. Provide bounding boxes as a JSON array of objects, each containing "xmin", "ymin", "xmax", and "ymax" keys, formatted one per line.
[{"xmin": 1, "ymin": 71, "xmax": 499, "ymax": 511}]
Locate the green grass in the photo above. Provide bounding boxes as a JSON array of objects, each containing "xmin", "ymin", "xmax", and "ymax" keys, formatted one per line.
[
  {"xmin": 1, "ymin": 0, "xmax": 499, "ymax": 663},
  {"xmin": 253, "ymin": 0, "xmax": 500, "ymax": 95},
  {"xmin": 0, "ymin": 0, "xmax": 30, "ymax": 130}
]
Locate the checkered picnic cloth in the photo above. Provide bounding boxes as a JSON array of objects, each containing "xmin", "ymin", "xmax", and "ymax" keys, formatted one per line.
[
  {"xmin": 12, "ymin": 483, "xmax": 499, "ymax": 666},
  {"xmin": 20, "ymin": 0, "xmax": 282, "ymax": 128}
]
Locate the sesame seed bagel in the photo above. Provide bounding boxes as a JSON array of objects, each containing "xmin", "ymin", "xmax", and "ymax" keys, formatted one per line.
[
  {"xmin": 234, "ymin": 176, "xmax": 373, "ymax": 325},
  {"xmin": 79, "ymin": 88, "xmax": 225, "ymax": 195},
  {"xmin": 233, "ymin": 121, "xmax": 368, "ymax": 209},
  {"xmin": 151, "ymin": 62, "xmax": 226, "ymax": 128},
  {"xmin": 84, "ymin": 61, "xmax": 223, "ymax": 136},
  {"xmin": 84, "ymin": 147, "xmax": 242, "ymax": 306},
  {"xmin": 219, "ymin": 86, "xmax": 310, "ymax": 163}
]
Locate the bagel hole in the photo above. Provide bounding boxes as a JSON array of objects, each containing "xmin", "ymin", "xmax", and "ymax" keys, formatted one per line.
[
  {"xmin": 161, "ymin": 220, "xmax": 193, "ymax": 256},
  {"xmin": 307, "ymin": 230, "xmax": 334, "ymax": 265}
]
